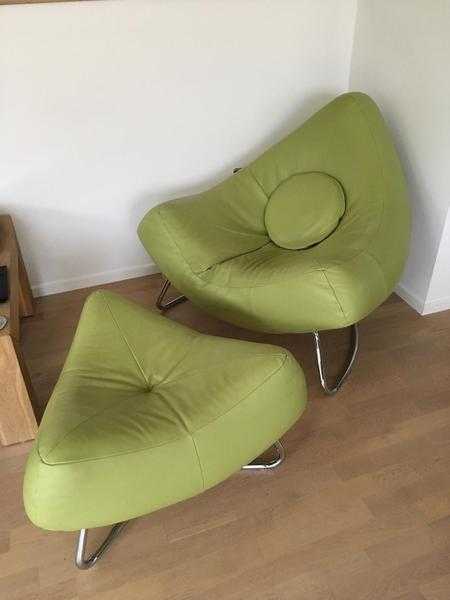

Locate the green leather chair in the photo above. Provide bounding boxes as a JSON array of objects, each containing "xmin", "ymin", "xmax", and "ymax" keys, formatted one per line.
[
  {"xmin": 139, "ymin": 93, "xmax": 410, "ymax": 393},
  {"xmin": 23, "ymin": 290, "xmax": 307, "ymax": 568}
]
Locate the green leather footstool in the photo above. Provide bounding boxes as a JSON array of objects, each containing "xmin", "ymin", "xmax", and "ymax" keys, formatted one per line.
[{"xmin": 23, "ymin": 290, "xmax": 307, "ymax": 569}]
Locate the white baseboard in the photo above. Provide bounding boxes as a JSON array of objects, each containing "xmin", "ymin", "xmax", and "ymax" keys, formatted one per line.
[
  {"xmin": 395, "ymin": 282, "xmax": 426, "ymax": 314},
  {"xmin": 422, "ymin": 295, "xmax": 450, "ymax": 315},
  {"xmin": 32, "ymin": 262, "xmax": 160, "ymax": 297},
  {"xmin": 396, "ymin": 282, "xmax": 450, "ymax": 315}
]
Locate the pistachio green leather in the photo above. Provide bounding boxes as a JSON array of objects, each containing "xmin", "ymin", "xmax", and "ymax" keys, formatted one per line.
[
  {"xmin": 138, "ymin": 93, "xmax": 410, "ymax": 333},
  {"xmin": 264, "ymin": 172, "xmax": 346, "ymax": 250},
  {"xmin": 23, "ymin": 290, "xmax": 306, "ymax": 531}
]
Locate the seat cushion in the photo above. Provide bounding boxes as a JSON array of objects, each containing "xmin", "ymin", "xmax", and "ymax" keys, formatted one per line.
[
  {"xmin": 23, "ymin": 290, "xmax": 306, "ymax": 531},
  {"xmin": 264, "ymin": 172, "xmax": 345, "ymax": 250}
]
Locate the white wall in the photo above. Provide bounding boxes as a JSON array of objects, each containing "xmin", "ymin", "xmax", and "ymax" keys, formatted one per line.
[
  {"xmin": 0, "ymin": 0, "xmax": 357, "ymax": 296},
  {"xmin": 350, "ymin": 0, "xmax": 450, "ymax": 314}
]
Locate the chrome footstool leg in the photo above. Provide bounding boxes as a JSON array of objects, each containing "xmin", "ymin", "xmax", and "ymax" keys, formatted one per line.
[
  {"xmin": 75, "ymin": 522, "xmax": 128, "ymax": 570},
  {"xmin": 312, "ymin": 323, "xmax": 359, "ymax": 395},
  {"xmin": 242, "ymin": 440, "xmax": 285, "ymax": 470},
  {"xmin": 156, "ymin": 278, "xmax": 187, "ymax": 311}
]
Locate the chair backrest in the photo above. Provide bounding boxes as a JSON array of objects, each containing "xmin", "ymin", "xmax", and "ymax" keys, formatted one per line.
[{"xmin": 248, "ymin": 92, "xmax": 409, "ymax": 290}]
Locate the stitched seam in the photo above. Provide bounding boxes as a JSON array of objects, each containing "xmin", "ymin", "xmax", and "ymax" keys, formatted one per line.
[
  {"xmin": 204, "ymin": 240, "xmax": 272, "ymax": 270},
  {"xmin": 151, "ymin": 388, "xmax": 190, "ymax": 432},
  {"xmin": 156, "ymin": 334, "xmax": 200, "ymax": 387},
  {"xmin": 364, "ymin": 250, "xmax": 389, "ymax": 296},
  {"xmin": 37, "ymin": 429, "xmax": 188, "ymax": 466},
  {"xmin": 39, "ymin": 292, "xmax": 152, "ymax": 459},
  {"xmin": 38, "ymin": 354, "xmax": 289, "ymax": 466},
  {"xmin": 157, "ymin": 352, "xmax": 287, "ymax": 386},
  {"xmin": 158, "ymin": 207, "xmax": 268, "ymax": 277},
  {"xmin": 37, "ymin": 391, "xmax": 149, "ymax": 461},
  {"xmin": 156, "ymin": 175, "xmax": 269, "ymax": 276},
  {"xmin": 320, "ymin": 268, "xmax": 348, "ymax": 323},
  {"xmin": 191, "ymin": 436, "xmax": 205, "ymax": 490},
  {"xmin": 247, "ymin": 166, "xmax": 269, "ymax": 202},
  {"xmin": 156, "ymin": 207, "xmax": 200, "ymax": 276},
  {"xmin": 182, "ymin": 353, "xmax": 288, "ymax": 435},
  {"xmin": 103, "ymin": 292, "xmax": 150, "ymax": 388},
  {"xmin": 200, "ymin": 261, "xmax": 322, "ymax": 288}
]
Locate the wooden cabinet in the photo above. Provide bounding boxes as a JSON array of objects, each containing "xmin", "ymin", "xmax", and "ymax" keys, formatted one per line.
[{"xmin": 0, "ymin": 215, "xmax": 37, "ymax": 446}]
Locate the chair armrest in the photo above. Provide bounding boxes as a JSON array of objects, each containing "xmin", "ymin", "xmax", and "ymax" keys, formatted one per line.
[{"xmin": 138, "ymin": 168, "xmax": 269, "ymax": 274}]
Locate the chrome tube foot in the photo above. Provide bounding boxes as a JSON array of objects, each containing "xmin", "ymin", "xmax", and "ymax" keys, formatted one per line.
[
  {"xmin": 242, "ymin": 440, "xmax": 285, "ymax": 470},
  {"xmin": 156, "ymin": 278, "xmax": 187, "ymax": 311},
  {"xmin": 312, "ymin": 323, "xmax": 359, "ymax": 395},
  {"xmin": 75, "ymin": 522, "xmax": 128, "ymax": 570}
]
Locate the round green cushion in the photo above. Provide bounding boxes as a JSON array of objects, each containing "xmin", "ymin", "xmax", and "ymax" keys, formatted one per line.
[{"xmin": 264, "ymin": 172, "xmax": 346, "ymax": 250}]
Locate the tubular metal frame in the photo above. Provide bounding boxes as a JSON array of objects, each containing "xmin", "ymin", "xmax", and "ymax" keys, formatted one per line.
[
  {"xmin": 74, "ymin": 441, "xmax": 284, "ymax": 569},
  {"xmin": 75, "ymin": 522, "xmax": 127, "ymax": 570},
  {"xmin": 241, "ymin": 440, "xmax": 285, "ymax": 470},
  {"xmin": 312, "ymin": 323, "xmax": 359, "ymax": 395},
  {"xmin": 156, "ymin": 278, "xmax": 187, "ymax": 311}
]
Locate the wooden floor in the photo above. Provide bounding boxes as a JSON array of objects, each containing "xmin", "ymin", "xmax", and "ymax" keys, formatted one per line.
[{"xmin": 1, "ymin": 273, "xmax": 450, "ymax": 600}]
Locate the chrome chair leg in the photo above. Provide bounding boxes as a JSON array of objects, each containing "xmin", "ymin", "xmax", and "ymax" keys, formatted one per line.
[
  {"xmin": 312, "ymin": 323, "xmax": 359, "ymax": 395},
  {"xmin": 156, "ymin": 278, "xmax": 187, "ymax": 311},
  {"xmin": 242, "ymin": 440, "xmax": 285, "ymax": 470},
  {"xmin": 75, "ymin": 521, "xmax": 128, "ymax": 570}
]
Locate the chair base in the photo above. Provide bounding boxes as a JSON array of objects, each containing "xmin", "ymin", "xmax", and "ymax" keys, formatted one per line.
[
  {"xmin": 156, "ymin": 278, "xmax": 187, "ymax": 311},
  {"xmin": 312, "ymin": 323, "xmax": 359, "ymax": 395},
  {"xmin": 74, "ymin": 441, "xmax": 285, "ymax": 569}
]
